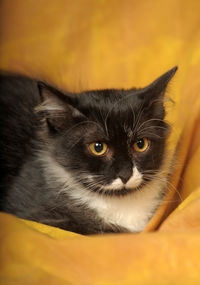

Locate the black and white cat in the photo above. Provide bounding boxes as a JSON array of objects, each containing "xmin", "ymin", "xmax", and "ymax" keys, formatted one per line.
[{"xmin": 0, "ymin": 67, "xmax": 177, "ymax": 234}]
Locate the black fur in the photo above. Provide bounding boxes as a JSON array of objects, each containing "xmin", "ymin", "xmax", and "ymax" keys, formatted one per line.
[{"xmin": 0, "ymin": 67, "xmax": 177, "ymax": 234}]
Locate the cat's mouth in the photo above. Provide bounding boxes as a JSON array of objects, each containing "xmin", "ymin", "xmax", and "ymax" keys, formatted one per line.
[
  {"xmin": 82, "ymin": 181, "xmax": 146, "ymax": 197},
  {"xmin": 80, "ymin": 167, "xmax": 146, "ymax": 196}
]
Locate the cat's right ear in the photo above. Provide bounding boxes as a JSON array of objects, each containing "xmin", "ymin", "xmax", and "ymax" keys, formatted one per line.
[{"xmin": 36, "ymin": 82, "xmax": 86, "ymax": 133}]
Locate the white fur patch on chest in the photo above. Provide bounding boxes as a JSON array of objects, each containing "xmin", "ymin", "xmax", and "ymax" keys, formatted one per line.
[
  {"xmin": 68, "ymin": 178, "xmax": 166, "ymax": 232},
  {"xmin": 41, "ymin": 154, "xmax": 168, "ymax": 232}
]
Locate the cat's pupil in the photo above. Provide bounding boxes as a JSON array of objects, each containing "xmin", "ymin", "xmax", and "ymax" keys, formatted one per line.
[
  {"xmin": 136, "ymin": 139, "xmax": 145, "ymax": 149},
  {"xmin": 94, "ymin": 142, "xmax": 104, "ymax": 153}
]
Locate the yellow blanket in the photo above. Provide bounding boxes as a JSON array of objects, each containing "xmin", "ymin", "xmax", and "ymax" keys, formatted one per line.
[{"xmin": 0, "ymin": 0, "xmax": 200, "ymax": 284}]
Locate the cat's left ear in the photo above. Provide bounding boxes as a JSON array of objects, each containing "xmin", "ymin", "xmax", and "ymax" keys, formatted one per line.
[
  {"xmin": 142, "ymin": 66, "xmax": 177, "ymax": 98},
  {"xmin": 36, "ymin": 82, "xmax": 86, "ymax": 132},
  {"xmin": 137, "ymin": 66, "xmax": 178, "ymax": 117}
]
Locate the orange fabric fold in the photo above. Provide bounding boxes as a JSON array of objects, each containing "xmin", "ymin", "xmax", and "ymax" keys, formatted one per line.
[{"xmin": 0, "ymin": 0, "xmax": 200, "ymax": 284}]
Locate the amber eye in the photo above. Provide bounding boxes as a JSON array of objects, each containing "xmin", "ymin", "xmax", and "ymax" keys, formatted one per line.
[
  {"xmin": 133, "ymin": 138, "xmax": 149, "ymax": 152},
  {"xmin": 89, "ymin": 142, "xmax": 108, "ymax": 156}
]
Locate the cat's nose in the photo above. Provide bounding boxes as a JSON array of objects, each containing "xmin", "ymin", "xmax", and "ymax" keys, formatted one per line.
[{"xmin": 118, "ymin": 168, "xmax": 132, "ymax": 184}]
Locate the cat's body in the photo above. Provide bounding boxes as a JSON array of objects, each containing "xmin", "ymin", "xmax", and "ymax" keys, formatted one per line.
[{"xmin": 0, "ymin": 68, "xmax": 177, "ymax": 234}]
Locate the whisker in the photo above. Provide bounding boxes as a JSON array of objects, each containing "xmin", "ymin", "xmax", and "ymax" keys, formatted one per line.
[
  {"xmin": 137, "ymin": 125, "xmax": 168, "ymax": 132},
  {"xmin": 144, "ymin": 174, "xmax": 183, "ymax": 202},
  {"xmin": 129, "ymin": 103, "xmax": 136, "ymax": 124},
  {"xmin": 132, "ymin": 104, "xmax": 145, "ymax": 134},
  {"xmin": 136, "ymin": 118, "xmax": 165, "ymax": 132},
  {"xmin": 61, "ymin": 120, "xmax": 104, "ymax": 138}
]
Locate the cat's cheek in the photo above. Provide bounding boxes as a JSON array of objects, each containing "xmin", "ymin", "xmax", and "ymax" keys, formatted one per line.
[
  {"xmin": 130, "ymin": 152, "xmax": 152, "ymax": 174},
  {"xmin": 103, "ymin": 149, "xmax": 114, "ymax": 161},
  {"xmin": 131, "ymin": 151, "xmax": 150, "ymax": 168}
]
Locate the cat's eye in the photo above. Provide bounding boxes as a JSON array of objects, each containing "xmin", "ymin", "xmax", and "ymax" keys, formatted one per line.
[
  {"xmin": 89, "ymin": 142, "xmax": 108, "ymax": 156},
  {"xmin": 133, "ymin": 138, "xmax": 149, "ymax": 152}
]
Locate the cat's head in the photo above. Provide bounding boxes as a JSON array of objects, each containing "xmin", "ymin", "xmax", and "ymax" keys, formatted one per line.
[{"xmin": 36, "ymin": 67, "xmax": 177, "ymax": 196}]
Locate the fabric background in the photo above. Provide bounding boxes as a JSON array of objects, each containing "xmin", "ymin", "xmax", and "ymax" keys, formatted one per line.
[{"xmin": 0, "ymin": 0, "xmax": 200, "ymax": 284}]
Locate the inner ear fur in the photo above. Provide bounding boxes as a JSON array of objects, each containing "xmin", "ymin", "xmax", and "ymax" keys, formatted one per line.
[{"xmin": 36, "ymin": 82, "xmax": 86, "ymax": 132}]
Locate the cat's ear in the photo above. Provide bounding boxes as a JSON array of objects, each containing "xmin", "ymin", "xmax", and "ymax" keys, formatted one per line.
[
  {"xmin": 137, "ymin": 66, "xmax": 178, "ymax": 118},
  {"xmin": 36, "ymin": 82, "xmax": 86, "ymax": 132},
  {"xmin": 142, "ymin": 66, "xmax": 177, "ymax": 98}
]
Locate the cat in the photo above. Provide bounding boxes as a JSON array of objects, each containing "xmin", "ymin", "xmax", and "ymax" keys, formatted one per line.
[{"xmin": 0, "ymin": 67, "xmax": 177, "ymax": 235}]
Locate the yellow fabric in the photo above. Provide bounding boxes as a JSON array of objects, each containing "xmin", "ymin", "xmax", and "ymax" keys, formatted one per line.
[{"xmin": 0, "ymin": 0, "xmax": 200, "ymax": 284}]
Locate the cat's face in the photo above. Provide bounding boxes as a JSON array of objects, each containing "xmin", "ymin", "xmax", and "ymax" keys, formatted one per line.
[{"xmin": 37, "ymin": 67, "xmax": 177, "ymax": 196}]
